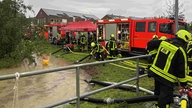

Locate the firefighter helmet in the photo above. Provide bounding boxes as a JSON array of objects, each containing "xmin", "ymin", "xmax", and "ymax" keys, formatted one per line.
[
  {"xmin": 91, "ymin": 42, "xmax": 96, "ymax": 47},
  {"xmin": 110, "ymin": 34, "xmax": 115, "ymax": 38},
  {"xmin": 152, "ymin": 35, "xmax": 158, "ymax": 39},
  {"xmin": 98, "ymin": 36, "xmax": 102, "ymax": 40},
  {"xmin": 176, "ymin": 30, "xmax": 192, "ymax": 43},
  {"xmin": 81, "ymin": 32, "xmax": 84, "ymax": 35},
  {"xmin": 159, "ymin": 36, "xmax": 167, "ymax": 40}
]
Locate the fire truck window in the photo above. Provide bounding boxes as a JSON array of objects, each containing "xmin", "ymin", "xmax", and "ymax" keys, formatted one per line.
[
  {"xmin": 148, "ymin": 22, "xmax": 156, "ymax": 32},
  {"xmin": 159, "ymin": 23, "xmax": 173, "ymax": 34},
  {"xmin": 178, "ymin": 22, "xmax": 187, "ymax": 30},
  {"xmin": 136, "ymin": 22, "xmax": 146, "ymax": 32},
  {"xmin": 118, "ymin": 23, "xmax": 129, "ymax": 41}
]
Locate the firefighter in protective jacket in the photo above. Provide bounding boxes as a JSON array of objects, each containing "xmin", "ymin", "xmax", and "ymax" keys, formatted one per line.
[
  {"xmin": 106, "ymin": 34, "xmax": 117, "ymax": 57},
  {"xmin": 79, "ymin": 32, "xmax": 87, "ymax": 51},
  {"xmin": 146, "ymin": 35, "xmax": 160, "ymax": 64},
  {"xmin": 187, "ymin": 41, "xmax": 192, "ymax": 76},
  {"xmin": 146, "ymin": 35, "xmax": 167, "ymax": 77},
  {"xmin": 149, "ymin": 30, "xmax": 191, "ymax": 108},
  {"xmin": 90, "ymin": 40, "xmax": 105, "ymax": 61}
]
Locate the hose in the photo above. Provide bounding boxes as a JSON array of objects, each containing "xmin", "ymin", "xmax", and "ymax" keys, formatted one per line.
[
  {"xmin": 67, "ymin": 46, "xmax": 87, "ymax": 55},
  {"xmin": 122, "ymin": 60, "xmax": 148, "ymax": 68},
  {"xmin": 83, "ymin": 79, "xmax": 182, "ymax": 104},
  {"xmin": 73, "ymin": 54, "xmax": 92, "ymax": 64},
  {"xmin": 85, "ymin": 79, "xmax": 136, "ymax": 91},
  {"xmin": 85, "ymin": 79, "xmax": 154, "ymax": 95},
  {"xmin": 51, "ymin": 48, "xmax": 63, "ymax": 55},
  {"xmin": 80, "ymin": 95, "xmax": 158, "ymax": 104},
  {"xmin": 109, "ymin": 63, "xmax": 136, "ymax": 71}
]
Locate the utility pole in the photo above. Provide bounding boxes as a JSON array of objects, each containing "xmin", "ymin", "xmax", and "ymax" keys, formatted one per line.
[{"xmin": 175, "ymin": 0, "xmax": 178, "ymax": 34}]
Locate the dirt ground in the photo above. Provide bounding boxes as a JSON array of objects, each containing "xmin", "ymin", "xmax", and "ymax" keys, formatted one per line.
[{"xmin": 0, "ymin": 55, "xmax": 94, "ymax": 108}]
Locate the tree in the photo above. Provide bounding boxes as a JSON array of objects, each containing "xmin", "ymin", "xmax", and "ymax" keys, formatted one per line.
[
  {"xmin": 0, "ymin": 0, "xmax": 32, "ymax": 59},
  {"xmin": 163, "ymin": 0, "xmax": 185, "ymax": 19}
]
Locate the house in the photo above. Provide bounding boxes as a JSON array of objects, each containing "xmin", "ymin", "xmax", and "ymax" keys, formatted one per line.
[
  {"xmin": 36, "ymin": 8, "xmax": 99, "ymax": 25},
  {"xmin": 101, "ymin": 14, "xmax": 127, "ymax": 20}
]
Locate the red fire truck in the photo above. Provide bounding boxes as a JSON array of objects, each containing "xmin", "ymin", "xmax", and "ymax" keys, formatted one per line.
[
  {"xmin": 44, "ymin": 23, "xmax": 66, "ymax": 39},
  {"xmin": 96, "ymin": 17, "xmax": 187, "ymax": 55}
]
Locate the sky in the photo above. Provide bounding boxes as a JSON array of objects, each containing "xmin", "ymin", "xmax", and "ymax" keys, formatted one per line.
[{"xmin": 24, "ymin": 0, "xmax": 192, "ymax": 22}]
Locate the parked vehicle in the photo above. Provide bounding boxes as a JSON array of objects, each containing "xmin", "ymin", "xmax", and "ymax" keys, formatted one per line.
[{"xmin": 96, "ymin": 17, "xmax": 187, "ymax": 55}]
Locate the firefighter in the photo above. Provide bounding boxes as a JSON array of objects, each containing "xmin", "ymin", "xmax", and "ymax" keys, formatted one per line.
[
  {"xmin": 71, "ymin": 36, "xmax": 77, "ymax": 44},
  {"xmin": 159, "ymin": 36, "xmax": 167, "ymax": 41},
  {"xmin": 186, "ymin": 41, "xmax": 192, "ymax": 86},
  {"xmin": 146, "ymin": 35, "xmax": 160, "ymax": 77},
  {"xmin": 88, "ymin": 32, "xmax": 95, "ymax": 51},
  {"xmin": 187, "ymin": 41, "xmax": 192, "ymax": 76},
  {"xmin": 146, "ymin": 35, "xmax": 160, "ymax": 63},
  {"xmin": 106, "ymin": 34, "xmax": 117, "ymax": 57},
  {"xmin": 149, "ymin": 30, "xmax": 191, "ymax": 108},
  {"xmin": 90, "ymin": 40, "xmax": 105, "ymax": 61},
  {"xmin": 79, "ymin": 32, "xmax": 87, "ymax": 52},
  {"xmin": 146, "ymin": 35, "xmax": 168, "ymax": 77},
  {"xmin": 152, "ymin": 35, "xmax": 158, "ymax": 39}
]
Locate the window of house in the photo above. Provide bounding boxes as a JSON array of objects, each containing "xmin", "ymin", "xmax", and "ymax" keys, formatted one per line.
[
  {"xmin": 37, "ymin": 19, "xmax": 40, "ymax": 24},
  {"xmin": 136, "ymin": 22, "xmax": 146, "ymax": 32},
  {"xmin": 44, "ymin": 18, "xmax": 46, "ymax": 23}
]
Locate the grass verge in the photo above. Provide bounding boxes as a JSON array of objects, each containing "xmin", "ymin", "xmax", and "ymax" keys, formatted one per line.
[{"xmin": 46, "ymin": 44, "xmax": 155, "ymax": 108}]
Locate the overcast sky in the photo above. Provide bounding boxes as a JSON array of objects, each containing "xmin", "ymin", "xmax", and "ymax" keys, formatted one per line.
[{"xmin": 24, "ymin": 0, "xmax": 192, "ymax": 22}]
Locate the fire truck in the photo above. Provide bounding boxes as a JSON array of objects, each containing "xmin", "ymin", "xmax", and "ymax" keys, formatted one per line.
[
  {"xmin": 44, "ymin": 23, "xmax": 65, "ymax": 39},
  {"xmin": 96, "ymin": 17, "xmax": 187, "ymax": 55}
]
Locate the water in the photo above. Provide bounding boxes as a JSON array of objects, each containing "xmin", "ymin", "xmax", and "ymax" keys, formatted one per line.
[{"xmin": 0, "ymin": 56, "xmax": 90, "ymax": 108}]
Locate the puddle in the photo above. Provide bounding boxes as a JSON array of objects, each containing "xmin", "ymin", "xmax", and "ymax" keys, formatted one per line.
[{"xmin": 0, "ymin": 56, "xmax": 90, "ymax": 108}]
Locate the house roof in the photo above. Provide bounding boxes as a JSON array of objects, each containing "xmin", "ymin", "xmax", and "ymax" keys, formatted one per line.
[
  {"xmin": 103, "ymin": 14, "xmax": 127, "ymax": 19},
  {"xmin": 41, "ymin": 8, "xmax": 99, "ymax": 20}
]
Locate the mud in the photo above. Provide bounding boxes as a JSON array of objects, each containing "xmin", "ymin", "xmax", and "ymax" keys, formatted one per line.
[{"xmin": 0, "ymin": 55, "xmax": 91, "ymax": 108}]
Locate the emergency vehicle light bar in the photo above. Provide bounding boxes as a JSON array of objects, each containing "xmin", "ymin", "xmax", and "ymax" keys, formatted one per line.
[
  {"xmin": 109, "ymin": 19, "xmax": 115, "ymax": 22},
  {"xmin": 98, "ymin": 20, "xmax": 104, "ymax": 22},
  {"xmin": 121, "ymin": 18, "xmax": 129, "ymax": 21}
]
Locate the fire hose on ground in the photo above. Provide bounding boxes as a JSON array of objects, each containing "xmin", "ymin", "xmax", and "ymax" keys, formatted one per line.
[
  {"xmin": 84, "ymin": 79, "xmax": 154, "ymax": 94},
  {"xmin": 82, "ymin": 79, "xmax": 182, "ymax": 105},
  {"xmin": 80, "ymin": 95, "xmax": 158, "ymax": 104}
]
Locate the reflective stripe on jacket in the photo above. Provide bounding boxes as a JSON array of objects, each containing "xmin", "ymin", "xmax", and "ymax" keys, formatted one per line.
[
  {"xmin": 107, "ymin": 40, "xmax": 117, "ymax": 50},
  {"xmin": 80, "ymin": 35, "xmax": 86, "ymax": 44},
  {"xmin": 150, "ymin": 41, "xmax": 187, "ymax": 83},
  {"xmin": 96, "ymin": 44, "xmax": 104, "ymax": 53}
]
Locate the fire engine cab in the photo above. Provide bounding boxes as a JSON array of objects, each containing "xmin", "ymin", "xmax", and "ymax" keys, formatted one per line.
[{"xmin": 96, "ymin": 17, "xmax": 187, "ymax": 55}]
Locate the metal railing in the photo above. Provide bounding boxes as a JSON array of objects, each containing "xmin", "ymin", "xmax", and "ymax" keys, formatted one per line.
[{"xmin": 0, "ymin": 54, "xmax": 150, "ymax": 108}]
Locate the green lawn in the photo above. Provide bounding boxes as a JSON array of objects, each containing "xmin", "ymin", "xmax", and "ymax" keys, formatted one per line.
[{"xmin": 45, "ymin": 44, "xmax": 156, "ymax": 108}]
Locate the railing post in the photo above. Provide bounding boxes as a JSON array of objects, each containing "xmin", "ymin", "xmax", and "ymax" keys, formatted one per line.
[
  {"xmin": 76, "ymin": 67, "xmax": 80, "ymax": 108},
  {"xmin": 136, "ymin": 58, "xmax": 139, "ymax": 96}
]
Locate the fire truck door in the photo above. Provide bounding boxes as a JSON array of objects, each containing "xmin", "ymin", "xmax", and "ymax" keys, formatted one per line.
[
  {"xmin": 132, "ymin": 21, "xmax": 148, "ymax": 49},
  {"xmin": 106, "ymin": 24, "xmax": 116, "ymax": 40}
]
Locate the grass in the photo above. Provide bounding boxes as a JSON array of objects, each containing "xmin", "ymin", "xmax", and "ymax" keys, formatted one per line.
[{"xmin": 45, "ymin": 44, "xmax": 155, "ymax": 108}]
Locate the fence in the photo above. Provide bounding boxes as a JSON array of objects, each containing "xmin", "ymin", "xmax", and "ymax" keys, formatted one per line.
[{"xmin": 0, "ymin": 54, "xmax": 150, "ymax": 108}]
